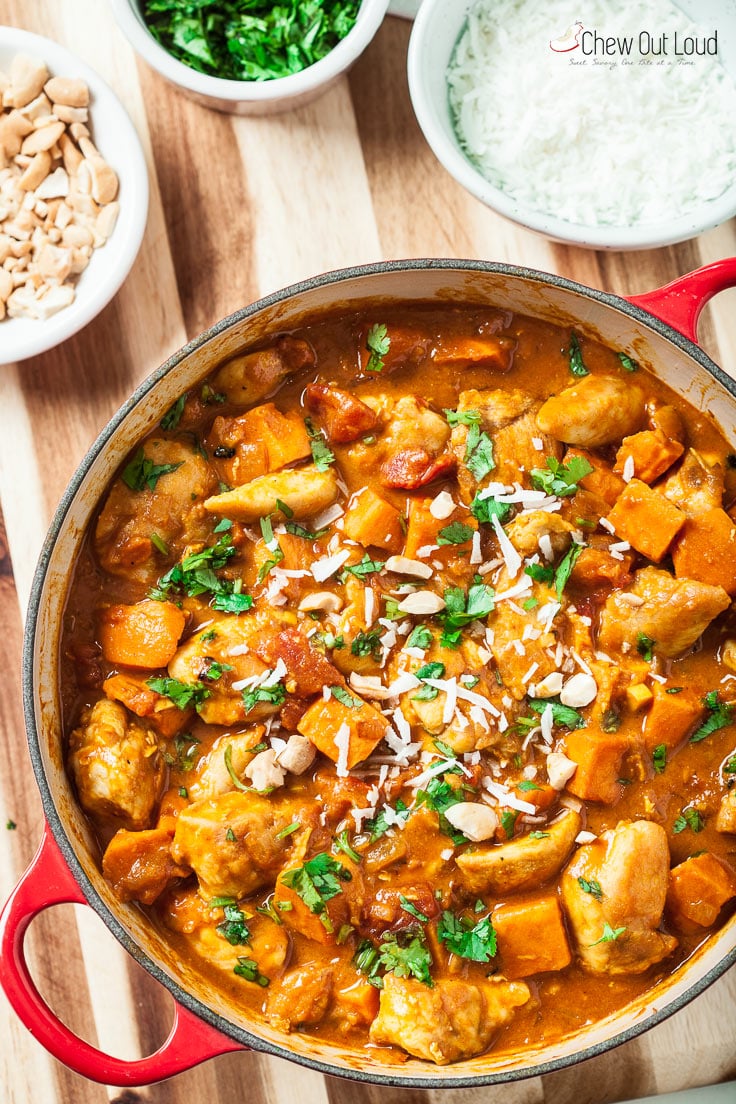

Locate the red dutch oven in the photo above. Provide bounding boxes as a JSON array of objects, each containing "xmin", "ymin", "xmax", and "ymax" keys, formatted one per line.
[{"xmin": 1, "ymin": 259, "xmax": 736, "ymax": 1088}]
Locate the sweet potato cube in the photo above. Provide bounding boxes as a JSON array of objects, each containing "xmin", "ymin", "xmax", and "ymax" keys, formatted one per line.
[
  {"xmin": 614, "ymin": 430, "xmax": 684, "ymax": 484},
  {"xmin": 242, "ymin": 403, "xmax": 311, "ymax": 471},
  {"xmin": 358, "ymin": 324, "xmax": 428, "ymax": 374},
  {"xmin": 566, "ymin": 447, "xmax": 626, "ymax": 507},
  {"xmin": 666, "ymin": 852, "xmax": 736, "ymax": 931},
  {"xmin": 570, "ymin": 546, "xmax": 634, "ymax": 589},
  {"xmin": 102, "ymin": 827, "xmax": 187, "ymax": 905},
  {"xmin": 606, "ymin": 479, "xmax": 686, "ymax": 562},
  {"xmin": 99, "ymin": 600, "xmax": 186, "ymax": 669},
  {"xmin": 297, "ymin": 693, "xmax": 388, "ymax": 768},
  {"xmin": 342, "ymin": 487, "xmax": 403, "ymax": 552},
  {"xmin": 564, "ymin": 730, "xmax": 629, "ymax": 804},
  {"xmin": 643, "ymin": 684, "xmax": 704, "ymax": 752},
  {"xmin": 337, "ymin": 980, "xmax": 381, "ymax": 1026},
  {"xmin": 272, "ymin": 870, "xmax": 337, "ymax": 945},
  {"xmin": 433, "ymin": 335, "xmax": 513, "ymax": 371},
  {"xmin": 672, "ymin": 508, "xmax": 736, "ymax": 596},
  {"xmin": 102, "ymin": 672, "xmax": 191, "ymax": 737},
  {"xmin": 404, "ymin": 496, "xmax": 443, "ymax": 558},
  {"xmin": 493, "ymin": 896, "xmax": 571, "ymax": 979}
]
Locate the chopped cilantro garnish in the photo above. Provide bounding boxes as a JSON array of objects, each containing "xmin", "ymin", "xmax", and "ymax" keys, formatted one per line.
[
  {"xmin": 285, "ymin": 521, "xmax": 328, "ymax": 540},
  {"xmin": 351, "ymin": 627, "xmax": 382, "ymax": 659},
  {"xmin": 528, "ymin": 830, "xmax": 550, "ymax": 839},
  {"xmin": 365, "ymin": 322, "xmax": 390, "ymax": 372},
  {"xmin": 438, "ymin": 910, "xmax": 497, "ymax": 962},
  {"xmin": 636, "ymin": 632, "xmax": 656, "ymax": 662},
  {"xmin": 200, "ymin": 384, "xmax": 225, "ymax": 405},
  {"xmin": 522, "ymin": 597, "xmax": 538, "ymax": 611},
  {"xmin": 160, "ymin": 393, "xmax": 187, "ymax": 430},
  {"xmin": 440, "ymin": 581, "xmax": 494, "ymax": 631},
  {"xmin": 577, "ymin": 876, "xmax": 603, "ymax": 901},
  {"xmin": 691, "ymin": 692, "xmax": 733, "ymax": 743},
  {"xmin": 276, "ymin": 821, "xmax": 300, "ymax": 839},
  {"xmin": 406, "ymin": 624, "xmax": 433, "ymax": 650},
  {"xmin": 399, "ymin": 895, "xmax": 429, "ymax": 923},
  {"xmin": 618, "ymin": 352, "xmax": 638, "ymax": 372},
  {"xmin": 305, "ymin": 416, "xmax": 335, "ymax": 472},
  {"xmin": 275, "ymin": 497, "xmax": 294, "ymax": 519},
  {"xmin": 225, "ymin": 828, "xmax": 236, "ymax": 842},
  {"xmin": 500, "ymin": 809, "xmax": 519, "ymax": 838},
  {"xmin": 444, "ymin": 408, "xmax": 481, "ymax": 427},
  {"xmin": 525, "ymin": 562, "xmax": 555, "ymax": 584},
  {"xmin": 216, "ymin": 903, "xmax": 251, "ymax": 946},
  {"xmin": 198, "ymin": 658, "xmax": 233, "ymax": 681},
  {"xmin": 242, "ymin": 680, "xmax": 286, "ymax": 714},
  {"xmin": 555, "ymin": 542, "xmax": 584, "ymax": 600},
  {"xmin": 415, "ymin": 777, "xmax": 466, "ymax": 844},
  {"xmin": 233, "ymin": 957, "xmax": 269, "ymax": 986},
  {"xmin": 164, "ymin": 733, "xmax": 200, "ymax": 771},
  {"xmin": 365, "ymin": 800, "xmax": 410, "ymax": 841},
  {"xmin": 471, "ymin": 493, "xmax": 513, "ymax": 526},
  {"xmin": 530, "ymin": 455, "xmax": 593, "ymax": 498},
  {"xmin": 527, "ymin": 697, "xmax": 585, "ymax": 729},
  {"xmin": 333, "ymin": 829, "xmax": 361, "ymax": 864},
  {"xmin": 257, "ymin": 515, "xmax": 284, "ymax": 582},
  {"xmin": 437, "ymin": 521, "xmax": 474, "ymax": 545},
  {"xmin": 411, "ymin": 661, "xmax": 445, "ymax": 701},
  {"xmin": 652, "ymin": 743, "xmax": 667, "ymax": 774},
  {"xmin": 280, "ymin": 852, "xmax": 351, "ymax": 929},
  {"xmin": 330, "ymin": 685, "xmax": 363, "ymax": 709},
  {"xmin": 673, "ymin": 808, "xmax": 705, "ymax": 834},
  {"xmin": 568, "ymin": 332, "xmax": 589, "ymax": 377},
  {"xmin": 122, "ymin": 448, "xmax": 183, "ymax": 493},
  {"xmin": 151, "ymin": 532, "xmax": 169, "ymax": 555},
  {"xmin": 343, "ymin": 553, "xmax": 385, "ymax": 579},
  {"xmin": 590, "ymin": 923, "xmax": 625, "ymax": 945},
  {"xmin": 724, "ymin": 754, "xmax": 736, "ymax": 775},
  {"xmin": 146, "ymin": 676, "xmax": 210, "ymax": 712},
  {"xmin": 377, "ymin": 928, "xmax": 433, "ymax": 986},
  {"xmin": 516, "ymin": 779, "xmax": 540, "ymax": 792}
]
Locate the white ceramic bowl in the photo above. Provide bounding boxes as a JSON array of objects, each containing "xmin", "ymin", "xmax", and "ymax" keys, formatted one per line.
[
  {"xmin": 109, "ymin": 0, "xmax": 390, "ymax": 115},
  {"xmin": 407, "ymin": 0, "xmax": 736, "ymax": 250},
  {"xmin": 0, "ymin": 26, "xmax": 149, "ymax": 366}
]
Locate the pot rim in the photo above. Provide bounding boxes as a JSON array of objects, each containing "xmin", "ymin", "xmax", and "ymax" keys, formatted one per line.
[{"xmin": 22, "ymin": 257, "xmax": 736, "ymax": 1088}]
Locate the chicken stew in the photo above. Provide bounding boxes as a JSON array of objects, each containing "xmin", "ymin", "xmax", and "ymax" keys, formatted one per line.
[{"xmin": 62, "ymin": 304, "xmax": 736, "ymax": 1066}]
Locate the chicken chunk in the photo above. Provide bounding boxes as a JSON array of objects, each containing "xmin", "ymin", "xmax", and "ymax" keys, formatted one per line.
[
  {"xmin": 451, "ymin": 388, "xmax": 562, "ymax": 499},
  {"xmin": 369, "ymin": 975, "xmax": 530, "ymax": 1064},
  {"xmin": 95, "ymin": 440, "xmax": 218, "ymax": 584},
  {"xmin": 490, "ymin": 576, "xmax": 559, "ymax": 700},
  {"xmin": 189, "ymin": 729, "xmax": 266, "ymax": 800},
  {"xmin": 211, "ymin": 336, "xmax": 314, "ymax": 406},
  {"xmin": 171, "ymin": 791, "xmax": 301, "ymax": 899},
  {"xmin": 597, "ymin": 566, "xmax": 730, "ymax": 659},
  {"xmin": 506, "ymin": 511, "xmax": 575, "ymax": 558},
  {"xmin": 457, "ymin": 809, "xmax": 581, "ymax": 895},
  {"xmin": 536, "ymin": 376, "xmax": 646, "ymax": 448},
  {"xmin": 305, "ymin": 383, "xmax": 379, "ymax": 443},
  {"xmin": 203, "ymin": 466, "xmax": 339, "ymax": 522},
  {"xmin": 188, "ymin": 916, "xmax": 290, "ymax": 980},
  {"xmin": 377, "ymin": 396, "xmax": 455, "ymax": 489},
  {"xmin": 102, "ymin": 826, "xmax": 188, "ymax": 904},
  {"xmin": 716, "ymin": 788, "xmax": 736, "ymax": 833},
  {"xmin": 167, "ymin": 612, "xmax": 293, "ymax": 726},
  {"xmin": 659, "ymin": 449, "xmax": 724, "ymax": 516},
  {"xmin": 266, "ymin": 965, "xmax": 334, "ymax": 1031},
  {"xmin": 68, "ymin": 699, "xmax": 163, "ymax": 830},
  {"xmin": 560, "ymin": 820, "xmax": 677, "ymax": 975}
]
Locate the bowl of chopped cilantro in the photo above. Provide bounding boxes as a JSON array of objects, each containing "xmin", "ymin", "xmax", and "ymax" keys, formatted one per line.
[{"xmin": 110, "ymin": 0, "xmax": 390, "ymax": 113}]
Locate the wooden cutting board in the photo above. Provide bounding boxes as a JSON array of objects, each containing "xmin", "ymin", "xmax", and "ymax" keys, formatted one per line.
[{"xmin": 0, "ymin": 3, "xmax": 734, "ymax": 1102}]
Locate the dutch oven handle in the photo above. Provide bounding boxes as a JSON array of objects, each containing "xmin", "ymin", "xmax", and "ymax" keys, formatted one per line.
[
  {"xmin": 627, "ymin": 257, "xmax": 736, "ymax": 344},
  {"xmin": 0, "ymin": 824, "xmax": 244, "ymax": 1085}
]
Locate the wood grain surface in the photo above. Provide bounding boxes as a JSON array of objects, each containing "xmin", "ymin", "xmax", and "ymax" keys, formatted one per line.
[{"xmin": 0, "ymin": 3, "xmax": 735, "ymax": 1102}]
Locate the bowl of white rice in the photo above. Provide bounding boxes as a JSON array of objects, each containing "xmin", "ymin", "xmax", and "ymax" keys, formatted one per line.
[{"xmin": 407, "ymin": 0, "xmax": 736, "ymax": 250}]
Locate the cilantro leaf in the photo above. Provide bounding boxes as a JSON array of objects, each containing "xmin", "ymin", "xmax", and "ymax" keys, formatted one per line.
[
  {"xmin": 351, "ymin": 627, "xmax": 383, "ymax": 659},
  {"xmin": 636, "ymin": 632, "xmax": 656, "ymax": 662},
  {"xmin": 590, "ymin": 923, "xmax": 625, "ymax": 945},
  {"xmin": 673, "ymin": 808, "xmax": 705, "ymax": 834},
  {"xmin": 242, "ymin": 680, "xmax": 286, "ymax": 713},
  {"xmin": 555, "ymin": 542, "xmax": 584, "ymax": 600},
  {"xmin": 333, "ymin": 829, "xmax": 361, "ymax": 864},
  {"xmin": 364, "ymin": 799, "xmax": 410, "ymax": 841},
  {"xmin": 618, "ymin": 352, "xmax": 638, "ymax": 372},
  {"xmin": 160, "ymin": 393, "xmax": 187, "ymax": 430},
  {"xmin": 530, "ymin": 455, "xmax": 593, "ymax": 497},
  {"xmin": 465, "ymin": 428, "xmax": 495, "ymax": 481},
  {"xmin": 444, "ymin": 408, "xmax": 481, "ymax": 427},
  {"xmin": 406, "ymin": 624, "xmax": 433, "ymax": 650},
  {"xmin": 524, "ymin": 561, "xmax": 554, "ymax": 583},
  {"xmin": 146, "ymin": 676, "xmax": 210, "ymax": 712},
  {"xmin": 471, "ymin": 494, "xmax": 513, "ymax": 525},
  {"xmin": 216, "ymin": 903, "xmax": 251, "ymax": 946},
  {"xmin": 568, "ymin": 332, "xmax": 589, "ymax": 377},
  {"xmin": 440, "ymin": 581, "xmax": 494, "ymax": 632},
  {"xmin": 343, "ymin": 554, "xmax": 385, "ymax": 579},
  {"xmin": 527, "ymin": 696, "xmax": 585, "ymax": 729},
  {"xmin": 412, "ymin": 661, "xmax": 445, "ymax": 701},
  {"xmin": 122, "ymin": 448, "xmax": 183, "ymax": 493},
  {"xmin": 280, "ymin": 853, "xmax": 351, "ymax": 930},
  {"xmin": 437, "ymin": 521, "xmax": 474, "ymax": 546},
  {"xmin": 365, "ymin": 322, "xmax": 390, "ymax": 372},
  {"xmin": 330, "ymin": 685, "xmax": 363, "ymax": 708},
  {"xmin": 652, "ymin": 743, "xmax": 667, "ymax": 774},
  {"xmin": 233, "ymin": 957, "xmax": 269, "ymax": 986},
  {"xmin": 691, "ymin": 692, "xmax": 734, "ymax": 743},
  {"xmin": 305, "ymin": 416, "xmax": 335, "ymax": 472},
  {"xmin": 438, "ymin": 910, "xmax": 497, "ymax": 962},
  {"xmin": 257, "ymin": 515, "xmax": 284, "ymax": 582},
  {"xmin": 377, "ymin": 928, "xmax": 433, "ymax": 986},
  {"xmin": 285, "ymin": 521, "xmax": 328, "ymax": 540},
  {"xmin": 577, "ymin": 876, "xmax": 603, "ymax": 901},
  {"xmin": 399, "ymin": 895, "xmax": 429, "ymax": 923}
]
